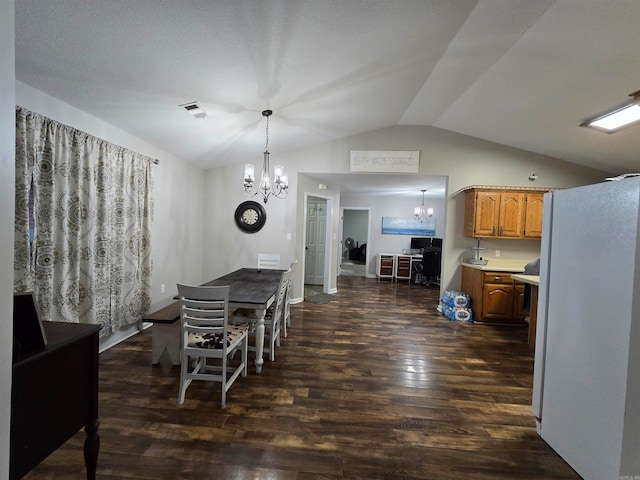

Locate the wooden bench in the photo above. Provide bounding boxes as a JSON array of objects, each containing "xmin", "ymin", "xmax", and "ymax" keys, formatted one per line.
[{"xmin": 142, "ymin": 301, "xmax": 181, "ymax": 365}]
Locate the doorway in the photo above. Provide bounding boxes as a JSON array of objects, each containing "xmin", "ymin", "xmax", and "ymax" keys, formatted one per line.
[
  {"xmin": 339, "ymin": 207, "xmax": 370, "ymax": 277},
  {"xmin": 304, "ymin": 196, "xmax": 328, "ymax": 290}
]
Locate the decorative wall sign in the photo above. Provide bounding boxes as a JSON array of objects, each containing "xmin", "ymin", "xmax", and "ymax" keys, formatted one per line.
[
  {"xmin": 350, "ymin": 150, "xmax": 420, "ymax": 173},
  {"xmin": 381, "ymin": 216, "xmax": 435, "ymax": 236}
]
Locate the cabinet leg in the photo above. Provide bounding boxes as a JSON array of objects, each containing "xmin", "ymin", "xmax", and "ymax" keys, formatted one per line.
[{"xmin": 84, "ymin": 419, "xmax": 99, "ymax": 480}]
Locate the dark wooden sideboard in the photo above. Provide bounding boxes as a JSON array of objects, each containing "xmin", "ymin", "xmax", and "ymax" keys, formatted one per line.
[{"xmin": 10, "ymin": 321, "xmax": 100, "ymax": 480}]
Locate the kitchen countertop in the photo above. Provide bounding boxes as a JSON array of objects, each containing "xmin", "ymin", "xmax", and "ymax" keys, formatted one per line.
[
  {"xmin": 461, "ymin": 258, "xmax": 531, "ymax": 272},
  {"xmin": 511, "ymin": 274, "xmax": 540, "ymax": 286}
]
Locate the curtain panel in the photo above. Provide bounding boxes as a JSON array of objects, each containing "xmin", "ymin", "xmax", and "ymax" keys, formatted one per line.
[{"xmin": 15, "ymin": 107, "xmax": 154, "ymax": 337}]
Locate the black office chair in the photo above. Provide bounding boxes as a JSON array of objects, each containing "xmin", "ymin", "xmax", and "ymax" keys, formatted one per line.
[{"xmin": 418, "ymin": 246, "xmax": 441, "ymax": 287}]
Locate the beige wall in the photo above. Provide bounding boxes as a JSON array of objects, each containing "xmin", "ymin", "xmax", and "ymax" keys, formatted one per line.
[
  {"xmin": 0, "ymin": 1, "xmax": 15, "ymax": 474},
  {"xmin": 203, "ymin": 125, "xmax": 608, "ymax": 302}
]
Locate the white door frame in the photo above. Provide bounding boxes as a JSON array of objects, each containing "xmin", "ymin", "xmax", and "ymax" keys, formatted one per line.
[{"xmin": 302, "ymin": 192, "xmax": 334, "ymax": 294}]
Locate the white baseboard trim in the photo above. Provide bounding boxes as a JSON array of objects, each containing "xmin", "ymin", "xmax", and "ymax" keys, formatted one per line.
[{"xmin": 99, "ymin": 321, "xmax": 151, "ymax": 353}]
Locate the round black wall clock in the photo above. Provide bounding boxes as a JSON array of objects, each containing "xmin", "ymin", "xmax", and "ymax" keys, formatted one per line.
[{"xmin": 234, "ymin": 201, "xmax": 267, "ymax": 233}]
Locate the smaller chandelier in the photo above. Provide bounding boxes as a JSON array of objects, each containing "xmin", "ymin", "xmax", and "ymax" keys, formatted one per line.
[
  {"xmin": 414, "ymin": 189, "xmax": 433, "ymax": 222},
  {"xmin": 243, "ymin": 109, "xmax": 288, "ymax": 203}
]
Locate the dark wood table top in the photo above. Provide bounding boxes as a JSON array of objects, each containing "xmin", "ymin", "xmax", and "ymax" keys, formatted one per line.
[
  {"xmin": 203, "ymin": 267, "xmax": 286, "ymax": 306},
  {"xmin": 151, "ymin": 268, "xmax": 286, "ymax": 323}
]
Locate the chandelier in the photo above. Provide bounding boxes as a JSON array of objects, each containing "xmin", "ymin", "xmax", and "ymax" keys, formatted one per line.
[
  {"xmin": 243, "ymin": 109, "xmax": 288, "ymax": 203},
  {"xmin": 414, "ymin": 189, "xmax": 433, "ymax": 222}
]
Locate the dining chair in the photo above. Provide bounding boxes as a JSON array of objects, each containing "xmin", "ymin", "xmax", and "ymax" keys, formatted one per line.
[
  {"xmin": 176, "ymin": 284, "xmax": 249, "ymax": 409},
  {"xmin": 257, "ymin": 253, "xmax": 281, "ymax": 270},
  {"xmin": 232, "ymin": 269, "xmax": 291, "ymax": 362},
  {"xmin": 283, "ymin": 260, "xmax": 298, "ymax": 337}
]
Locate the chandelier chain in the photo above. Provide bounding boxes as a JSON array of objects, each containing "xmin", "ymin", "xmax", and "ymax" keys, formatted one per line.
[{"xmin": 264, "ymin": 113, "xmax": 269, "ymax": 153}]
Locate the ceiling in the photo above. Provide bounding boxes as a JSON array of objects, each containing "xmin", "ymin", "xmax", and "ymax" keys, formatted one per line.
[{"xmin": 14, "ymin": 0, "xmax": 640, "ymax": 177}]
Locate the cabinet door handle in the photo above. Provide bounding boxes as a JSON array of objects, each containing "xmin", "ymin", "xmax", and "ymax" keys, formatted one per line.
[
  {"xmin": 499, "ymin": 226, "xmax": 503, "ymax": 235},
  {"xmin": 493, "ymin": 225, "xmax": 496, "ymax": 234}
]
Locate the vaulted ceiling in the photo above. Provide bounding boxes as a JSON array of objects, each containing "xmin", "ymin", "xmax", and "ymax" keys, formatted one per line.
[{"xmin": 14, "ymin": 0, "xmax": 640, "ymax": 175}]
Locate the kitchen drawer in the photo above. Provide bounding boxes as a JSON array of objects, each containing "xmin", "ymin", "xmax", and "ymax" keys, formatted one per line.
[{"xmin": 482, "ymin": 272, "xmax": 514, "ymax": 284}]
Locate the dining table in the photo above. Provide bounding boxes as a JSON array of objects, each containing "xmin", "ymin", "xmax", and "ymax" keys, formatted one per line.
[{"xmin": 203, "ymin": 267, "xmax": 286, "ymax": 373}]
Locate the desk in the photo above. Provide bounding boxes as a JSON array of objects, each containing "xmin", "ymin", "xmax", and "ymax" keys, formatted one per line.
[
  {"xmin": 204, "ymin": 268, "xmax": 285, "ymax": 373},
  {"xmin": 11, "ymin": 321, "xmax": 100, "ymax": 480}
]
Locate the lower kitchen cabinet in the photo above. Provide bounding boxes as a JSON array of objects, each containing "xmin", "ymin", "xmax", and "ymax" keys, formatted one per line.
[
  {"xmin": 461, "ymin": 265, "xmax": 527, "ymax": 324},
  {"xmin": 482, "ymin": 282, "xmax": 514, "ymax": 320},
  {"xmin": 513, "ymin": 284, "xmax": 527, "ymax": 319}
]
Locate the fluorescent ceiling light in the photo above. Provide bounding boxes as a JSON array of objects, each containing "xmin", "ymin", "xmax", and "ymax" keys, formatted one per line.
[
  {"xmin": 581, "ymin": 90, "xmax": 640, "ymax": 133},
  {"xmin": 587, "ymin": 103, "xmax": 640, "ymax": 131}
]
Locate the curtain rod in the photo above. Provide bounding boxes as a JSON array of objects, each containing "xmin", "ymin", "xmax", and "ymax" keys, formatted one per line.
[{"xmin": 17, "ymin": 106, "xmax": 163, "ymax": 167}]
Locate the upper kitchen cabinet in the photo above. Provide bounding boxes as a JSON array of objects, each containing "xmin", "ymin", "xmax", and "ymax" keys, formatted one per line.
[
  {"xmin": 522, "ymin": 192, "xmax": 544, "ymax": 238},
  {"xmin": 463, "ymin": 187, "xmax": 548, "ymax": 239}
]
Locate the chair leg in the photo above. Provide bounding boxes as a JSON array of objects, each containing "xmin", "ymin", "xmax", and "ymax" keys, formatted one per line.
[
  {"xmin": 242, "ymin": 335, "xmax": 248, "ymax": 376},
  {"xmin": 178, "ymin": 355, "xmax": 189, "ymax": 405},
  {"xmin": 221, "ymin": 355, "xmax": 228, "ymax": 409},
  {"xmin": 270, "ymin": 333, "xmax": 276, "ymax": 362}
]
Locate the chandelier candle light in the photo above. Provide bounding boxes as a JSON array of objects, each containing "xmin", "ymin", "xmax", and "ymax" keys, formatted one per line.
[
  {"xmin": 414, "ymin": 189, "xmax": 433, "ymax": 222},
  {"xmin": 244, "ymin": 109, "xmax": 288, "ymax": 203}
]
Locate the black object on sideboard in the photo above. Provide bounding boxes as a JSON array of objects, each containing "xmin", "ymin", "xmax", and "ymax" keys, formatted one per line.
[{"xmin": 10, "ymin": 321, "xmax": 100, "ymax": 480}]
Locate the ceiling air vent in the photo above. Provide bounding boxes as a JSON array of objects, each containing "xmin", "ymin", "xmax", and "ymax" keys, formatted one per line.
[{"xmin": 180, "ymin": 101, "xmax": 207, "ymax": 119}]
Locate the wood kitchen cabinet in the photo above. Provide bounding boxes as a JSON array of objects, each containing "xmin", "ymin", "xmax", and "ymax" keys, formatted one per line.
[
  {"xmin": 513, "ymin": 283, "xmax": 527, "ymax": 318},
  {"xmin": 463, "ymin": 188, "xmax": 547, "ymax": 239},
  {"xmin": 461, "ymin": 265, "xmax": 527, "ymax": 324},
  {"xmin": 482, "ymin": 281, "xmax": 515, "ymax": 320},
  {"xmin": 522, "ymin": 193, "xmax": 544, "ymax": 238}
]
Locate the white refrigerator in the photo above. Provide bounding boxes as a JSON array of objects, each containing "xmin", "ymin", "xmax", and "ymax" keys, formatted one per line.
[{"xmin": 532, "ymin": 177, "xmax": 640, "ymax": 480}]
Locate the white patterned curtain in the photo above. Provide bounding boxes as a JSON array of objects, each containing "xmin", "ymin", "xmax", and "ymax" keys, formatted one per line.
[{"xmin": 14, "ymin": 107, "xmax": 154, "ymax": 338}]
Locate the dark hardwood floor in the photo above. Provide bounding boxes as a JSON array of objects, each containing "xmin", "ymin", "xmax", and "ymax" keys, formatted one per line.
[{"xmin": 23, "ymin": 276, "xmax": 580, "ymax": 479}]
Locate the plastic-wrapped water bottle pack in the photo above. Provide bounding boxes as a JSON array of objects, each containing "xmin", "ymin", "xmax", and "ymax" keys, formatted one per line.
[{"xmin": 438, "ymin": 291, "xmax": 473, "ymax": 323}]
